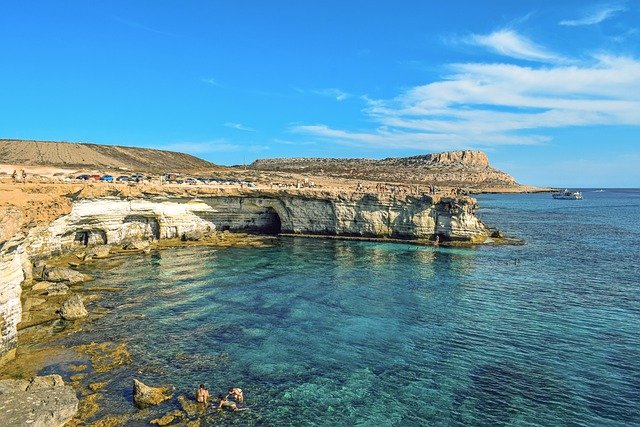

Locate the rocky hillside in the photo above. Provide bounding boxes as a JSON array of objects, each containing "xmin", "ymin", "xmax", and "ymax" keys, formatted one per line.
[
  {"xmin": 0, "ymin": 139, "xmax": 216, "ymax": 172},
  {"xmin": 251, "ymin": 150, "xmax": 518, "ymax": 189}
]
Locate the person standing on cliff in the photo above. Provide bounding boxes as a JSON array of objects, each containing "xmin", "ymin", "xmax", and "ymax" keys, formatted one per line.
[
  {"xmin": 11, "ymin": 170, "xmax": 17, "ymax": 182},
  {"xmin": 21, "ymin": 169, "xmax": 27, "ymax": 182}
]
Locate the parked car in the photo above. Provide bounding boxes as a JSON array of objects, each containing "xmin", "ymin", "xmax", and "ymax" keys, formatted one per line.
[
  {"xmin": 116, "ymin": 175, "xmax": 130, "ymax": 182},
  {"xmin": 130, "ymin": 173, "xmax": 145, "ymax": 182},
  {"xmin": 76, "ymin": 174, "xmax": 90, "ymax": 180},
  {"xmin": 89, "ymin": 175, "xmax": 102, "ymax": 181},
  {"xmin": 101, "ymin": 175, "xmax": 113, "ymax": 182},
  {"xmin": 185, "ymin": 178, "xmax": 198, "ymax": 185}
]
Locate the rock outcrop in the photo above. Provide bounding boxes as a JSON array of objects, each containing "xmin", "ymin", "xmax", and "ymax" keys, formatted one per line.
[
  {"xmin": 0, "ymin": 374, "xmax": 79, "ymax": 426},
  {"xmin": 251, "ymin": 150, "xmax": 518, "ymax": 189},
  {"xmin": 59, "ymin": 295, "xmax": 88, "ymax": 320},
  {"xmin": 42, "ymin": 266, "xmax": 87, "ymax": 284},
  {"xmin": 132, "ymin": 378, "xmax": 172, "ymax": 408}
]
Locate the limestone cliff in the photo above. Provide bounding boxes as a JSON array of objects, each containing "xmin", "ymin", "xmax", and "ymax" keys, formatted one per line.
[{"xmin": 1, "ymin": 191, "xmax": 489, "ymax": 365}]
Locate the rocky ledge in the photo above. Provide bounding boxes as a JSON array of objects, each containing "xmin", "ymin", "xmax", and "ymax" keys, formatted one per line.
[{"xmin": 0, "ymin": 374, "xmax": 79, "ymax": 426}]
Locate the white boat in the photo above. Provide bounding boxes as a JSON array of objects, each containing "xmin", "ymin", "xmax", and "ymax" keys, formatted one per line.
[{"xmin": 552, "ymin": 189, "xmax": 583, "ymax": 200}]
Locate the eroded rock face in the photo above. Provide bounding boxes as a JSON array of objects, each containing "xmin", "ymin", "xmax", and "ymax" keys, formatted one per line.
[
  {"xmin": 132, "ymin": 378, "xmax": 172, "ymax": 408},
  {"xmin": 0, "ymin": 237, "xmax": 26, "ymax": 365},
  {"xmin": 60, "ymin": 295, "xmax": 88, "ymax": 320},
  {"xmin": 0, "ymin": 374, "xmax": 79, "ymax": 427},
  {"xmin": 43, "ymin": 266, "xmax": 87, "ymax": 284}
]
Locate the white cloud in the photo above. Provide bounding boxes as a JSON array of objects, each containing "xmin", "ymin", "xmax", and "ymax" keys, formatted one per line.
[
  {"xmin": 560, "ymin": 4, "xmax": 626, "ymax": 26},
  {"xmin": 293, "ymin": 53, "xmax": 640, "ymax": 151},
  {"xmin": 224, "ymin": 122, "xmax": 256, "ymax": 132},
  {"xmin": 467, "ymin": 29, "xmax": 563, "ymax": 63}
]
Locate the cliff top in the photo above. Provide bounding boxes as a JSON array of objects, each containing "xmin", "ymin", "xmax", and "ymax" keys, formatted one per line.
[
  {"xmin": 251, "ymin": 150, "xmax": 516, "ymax": 187},
  {"xmin": 0, "ymin": 139, "xmax": 217, "ymax": 172}
]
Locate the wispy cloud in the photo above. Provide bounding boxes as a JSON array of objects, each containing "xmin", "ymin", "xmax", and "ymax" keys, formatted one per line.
[
  {"xmin": 292, "ymin": 51, "xmax": 640, "ymax": 151},
  {"xmin": 467, "ymin": 29, "xmax": 563, "ymax": 63},
  {"xmin": 201, "ymin": 77, "xmax": 221, "ymax": 87},
  {"xmin": 224, "ymin": 122, "xmax": 256, "ymax": 132},
  {"xmin": 559, "ymin": 4, "xmax": 626, "ymax": 26},
  {"xmin": 294, "ymin": 87, "xmax": 351, "ymax": 101},
  {"xmin": 112, "ymin": 16, "xmax": 178, "ymax": 37},
  {"xmin": 312, "ymin": 88, "xmax": 350, "ymax": 101}
]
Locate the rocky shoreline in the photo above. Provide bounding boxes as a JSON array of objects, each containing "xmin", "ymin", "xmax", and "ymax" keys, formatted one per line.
[{"xmin": 0, "ymin": 182, "xmax": 511, "ymax": 424}]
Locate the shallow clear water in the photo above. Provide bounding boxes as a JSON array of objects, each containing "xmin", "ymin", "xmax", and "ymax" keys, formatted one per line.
[{"xmin": 55, "ymin": 189, "xmax": 640, "ymax": 425}]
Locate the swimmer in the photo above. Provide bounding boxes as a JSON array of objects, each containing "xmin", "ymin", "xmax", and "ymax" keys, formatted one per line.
[
  {"xmin": 227, "ymin": 387, "xmax": 244, "ymax": 403},
  {"xmin": 217, "ymin": 394, "xmax": 239, "ymax": 411}
]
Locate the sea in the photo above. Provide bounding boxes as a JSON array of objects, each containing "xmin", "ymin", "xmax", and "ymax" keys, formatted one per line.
[{"xmin": 45, "ymin": 189, "xmax": 640, "ymax": 426}]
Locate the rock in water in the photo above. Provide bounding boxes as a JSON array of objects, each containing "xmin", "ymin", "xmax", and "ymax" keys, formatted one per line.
[
  {"xmin": 132, "ymin": 378, "xmax": 172, "ymax": 408},
  {"xmin": 44, "ymin": 266, "xmax": 86, "ymax": 284},
  {"xmin": 84, "ymin": 244, "xmax": 112, "ymax": 259},
  {"xmin": 123, "ymin": 240, "xmax": 150, "ymax": 250},
  {"xmin": 181, "ymin": 229, "xmax": 206, "ymax": 241},
  {"xmin": 46, "ymin": 283, "xmax": 70, "ymax": 295},
  {"xmin": 0, "ymin": 375, "xmax": 79, "ymax": 427},
  {"xmin": 60, "ymin": 295, "xmax": 88, "ymax": 320}
]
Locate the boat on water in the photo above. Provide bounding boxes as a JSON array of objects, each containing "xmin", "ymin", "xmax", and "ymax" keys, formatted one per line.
[{"xmin": 553, "ymin": 189, "xmax": 583, "ymax": 200}]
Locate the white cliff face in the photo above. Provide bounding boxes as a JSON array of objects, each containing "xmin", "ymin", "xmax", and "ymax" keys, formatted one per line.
[
  {"xmin": 0, "ymin": 237, "xmax": 27, "ymax": 365},
  {"xmin": 0, "ymin": 192, "xmax": 489, "ymax": 364}
]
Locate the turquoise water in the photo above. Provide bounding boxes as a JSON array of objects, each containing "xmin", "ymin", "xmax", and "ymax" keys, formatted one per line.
[{"xmin": 54, "ymin": 190, "xmax": 640, "ymax": 425}]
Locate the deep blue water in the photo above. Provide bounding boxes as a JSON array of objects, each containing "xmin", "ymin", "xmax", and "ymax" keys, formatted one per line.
[{"xmin": 56, "ymin": 189, "xmax": 640, "ymax": 426}]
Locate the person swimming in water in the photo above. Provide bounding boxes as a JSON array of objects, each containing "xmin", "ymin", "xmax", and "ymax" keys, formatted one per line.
[
  {"xmin": 217, "ymin": 394, "xmax": 240, "ymax": 411},
  {"xmin": 227, "ymin": 387, "xmax": 244, "ymax": 403}
]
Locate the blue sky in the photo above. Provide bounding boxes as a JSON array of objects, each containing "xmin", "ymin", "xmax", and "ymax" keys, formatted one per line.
[{"xmin": 1, "ymin": 1, "xmax": 639, "ymax": 187}]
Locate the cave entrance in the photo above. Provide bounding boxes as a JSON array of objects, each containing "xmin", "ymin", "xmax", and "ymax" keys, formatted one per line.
[
  {"xmin": 261, "ymin": 207, "xmax": 282, "ymax": 235},
  {"xmin": 74, "ymin": 230, "xmax": 107, "ymax": 246},
  {"xmin": 240, "ymin": 207, "xmax": 282, "ymax": 235}
]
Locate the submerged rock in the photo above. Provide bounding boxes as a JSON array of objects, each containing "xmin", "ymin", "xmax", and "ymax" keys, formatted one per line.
[
  {"xmin": 132, "ymin": 378, "xmax": 172, "ymax": 408},
  {"xmin": 31, "ymin": 280, "xmax": 56, "ymax": 291},
  {"xmin": 46, "ymin": 283, "xmax": 70, "ymax": 296},
  {"xmin": 0, "ymin": 374, "xmax": 79, "ymax": 427},
  {"xmin": 60, "ymin": 295, "xmax": 88, "ymax": 320},
  {"xmin": 178, "ymin": 394, "xmax": 200, "ymax": 417},
  {"xmin": 151, "ymin": 409, "xmax": 184, "ymax": 425},
  {"xmin": 44, "ymin": 266, "xmax": 87, "ymax": 284}
]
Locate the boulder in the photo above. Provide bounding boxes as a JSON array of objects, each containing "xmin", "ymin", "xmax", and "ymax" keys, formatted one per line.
[
  {"xmin": 123, "ymin": 240, "xmax": 150, "ymax": 251},
  {"xmin": 84, "ymin": 244, "xmax": 112, "ymax": 260},
  {"xmin": 182, "ymin": 229, "xmax": 206, "ymax": 241},
  {"xmin": 0, "ymin": 374, "xmax": 79, "ymax": 427},
  {"xmin": 32, "ymin": 280, "xmax": 57, "ymax": 291},
  {"xmin": 46, "ymin": 283, "xmax": 70, "ymax": 296},
  {"xmin": 60, "ymin": 295, "xmax": 88, "ymax": 320},
  {"xmin": 132, "ymin": 379, "xmax": 172, "ymax": 408},
  {"xmin": 44, "ymin": 266, "xmax": 87, "ymax": 284}
]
